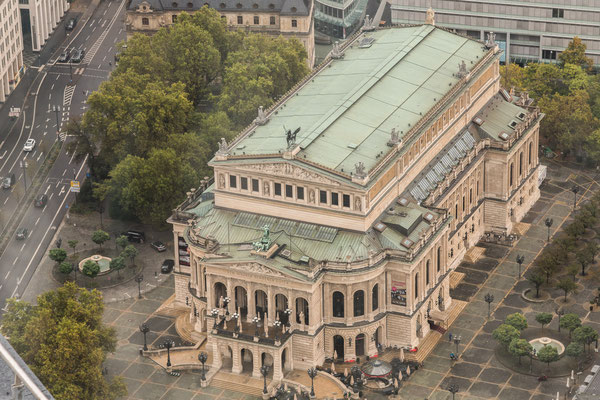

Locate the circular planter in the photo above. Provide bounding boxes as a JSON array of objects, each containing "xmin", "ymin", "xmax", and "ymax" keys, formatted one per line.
[{"xmin": 522, "ymin": 288, "xmax": 548, "ymax": 303}]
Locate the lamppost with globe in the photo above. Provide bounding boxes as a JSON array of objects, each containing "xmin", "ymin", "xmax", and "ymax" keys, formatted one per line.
[
  {"xmin": 260, "ymin": 365, "xmax": 270, "ymax": 394},
  {"xmin": 556, "ymin": 308, "xmax": 565, "ymax": 332},
  {"xmin": 447, "ymin": 384, "xmax": 459, "ymax": 400},
  {"xmin": 484, "ymin": 293, "xmax": 494, "ymax": 318},
  {"xmin": 572, "ymin": 185, "xmax": 579, "ymax": 210},
  {"xmin": 516, "ymin": 254, "xmax": 525, "ymax": 279},
  {"xmin": 284, "ymin": 308, "xmax": 292, "ymax": 332},
  {"xmin": 274, "ymin": 320, "xmax": 282, "ymax": 341},
  {"xmin": 139, "ymin": 323, "xmax": 150, "ymax": 351},
  {"xmin": 198, "ymin": 352, "xmax": 208, "ymax": 382},
  {"xmin": 545, "ymin": 218, "xmax": 554, "ymax": 242},
  {"xmin": 163, "ymin": 340, "xmax": 174, "ymax": 367},
  {"xmin": 307, "ymin": 367, "xmax": 317, "ymax": 398},
  {"xmin": 252, "ymin": 315, "xmax": 261, "ymax": 336},
  {"xmin": 135, "ymin": 274, "xmax": 144, "ymax": 299},
  {"xmin": 211, "ymin": 308, "xmax": 219, "ymax": 329},
  {"xmin": 223, "ymin": 296, "xmax": 231, "ymax": 315},
  {"xmin": 453, "ymin": 335, "xmax": 462, "ymax": 355}
]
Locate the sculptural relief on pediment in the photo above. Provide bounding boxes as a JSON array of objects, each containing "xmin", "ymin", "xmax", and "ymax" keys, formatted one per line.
[{"xmin": 235, "ymin": 163, "xmax": 340, "ymax": 186}]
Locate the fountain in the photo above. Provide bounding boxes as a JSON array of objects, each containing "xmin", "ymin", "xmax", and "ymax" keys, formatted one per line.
[
  {"xmin": 79, "ymin": 255, "xmax": 112, "ymax": 275},
  {"xmin": 529, "ymin": 337, "xmax": 565, "ymax": 355}
]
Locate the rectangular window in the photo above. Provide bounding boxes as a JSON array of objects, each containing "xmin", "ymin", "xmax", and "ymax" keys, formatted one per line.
[
  {"xmin": 237, "ymin": 15, "xmax": 243, "ymax": 24},
  {"xmin": 291, "ymin": 19, "xmax": 297, "ymax": 27},
  {"xmin": 542, "ymin": 49, "xmax": 557, "ymax": 60},
  {"xmin": 252, "ymin": 179, "xmax": 259, "ymax": 192},
  {"xmin": 319, "ymin": 190, "xmax": 327, "ymax": 204},
  {"xmin": 331, "ymin": 193, "xmax": 339, "ymax": 206},
  {"xmin": 285, "ymin": 184, "xmax": 293, "ymax": 198},
  {"xmin": 343, "ymin": 194, "xmax": 350, "ymax": 208},
  {"xmin": 274, "ymin": 183, "xmax": 282, "ymax": 196},
  {"xmin": 270, "ymin": 16, "xmax": 275, "ymax": 25},
  {"xmin": 229, "ymin": 175, "xmax": 237, "ymax": 188},
  {"xmin": 253, "ymin": 16, "xmax": 259, "ymax": 24},
  {"xmin": 462, "ymin": 196, "xmax": 465, "ymax": 212},
  {"xmin": 552, "ymin": 8, "xmax": 564, "ymax": 18},
  {"xmin": 297, "ymin": 186, "xmax": 304, "ymax": 200},
  {"xmin": 241, "ymin": 177, "xmax": 248, "ymax": 190}
]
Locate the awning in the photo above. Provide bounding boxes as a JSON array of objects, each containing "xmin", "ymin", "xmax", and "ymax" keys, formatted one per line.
[{"xmin": 429, "ymin": 309, "xmax": 449, "ymax": 324}]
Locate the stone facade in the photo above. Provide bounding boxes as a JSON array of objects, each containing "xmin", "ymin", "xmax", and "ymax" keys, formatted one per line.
[
  {"xmin": 18, "ymin": 0, "xmax": 69, "ymax": 52},
  {"xmin": 0, "ymin": 0, "xmax": 23, "ymax": 102},
  {"xmin": 168, "ymin": 25, "xmax": 542, "ymax": 380},
  {"xmin": 126, "ymin": 0, "xmax": 315, "ymax": 67}
]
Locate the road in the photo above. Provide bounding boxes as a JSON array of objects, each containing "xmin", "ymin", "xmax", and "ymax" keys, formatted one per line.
[{"xmin": 0, "ymin": 0, "xmax": 126, "ymax": 310}]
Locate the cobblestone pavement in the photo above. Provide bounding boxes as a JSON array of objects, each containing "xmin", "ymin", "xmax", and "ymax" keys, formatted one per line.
[{"xmin": 396, "ymin": 160, "xmax": 600, "ymax": 400}]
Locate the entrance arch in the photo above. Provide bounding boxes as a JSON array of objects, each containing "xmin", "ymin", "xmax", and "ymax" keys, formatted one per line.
[
  {"xmin": 214, "ymin": 282, "xmax": 227, "ymax": 308},
  {"xmin": 255, "ymin": 290, "xmax": 268, "ymax": 319},
  {"xmin": 282, "ymin": 348, "xmax": 291, "ymax": 371},
  {"xmin": 241, "ymin": 348, "xmax": 254, "ymax": 374},
  {"xmin": 355, "ymin": 333, "xmax": 366, "ymax": 357},
  {"xmin": 235, "ymin": 286, "xmax": 248, "ymax": 318},
  {"xmin": 221, "ymin": 345, "xmax": 233, "ymax": 371},
  {"xmin": 275, "ymin": 293, "xmax": 288, "ymax": 322},
  {"xmin": 261, "ymin": 352, "xmax": 274, "ymax": 377},
  {"xmin": 333, "ymin": 335, "xmax": 344, "ymax": 360}
]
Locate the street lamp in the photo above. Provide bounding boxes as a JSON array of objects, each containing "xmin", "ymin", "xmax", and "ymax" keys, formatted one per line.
[
  {"xmin": 274, "ymin": 320, "xmax": 282, "ymax": 341},
  {"xmin": 223, "ymin": 296, "xmax": 230, "ymax": 315},
  {"xmin": 163, "ymin": 340, "xmax": 174, "ymax": 367},
  {"xmin": 211, "ymin": 308, "xmax": 219, "ymax": 329},
  {"xmin": 252, "ymin": 315, "xmax": 260, "ymax": 336},
  {"xmin": 198, "ymin": 352, "xmax": 207, "ymax": 381},
  {"xmin": 556, "ymin": 308, "xmax": 565, "ymax": 332},
  {"xmin": 260, "ymin": 365, "xmax": 270, "ymax": 394},
  {"xmin": 307, "ymin": 367, "xmax": 317, "ymax": 397},
  {"xmin": 284, "ymin": 308, "xmax": 292, "ymax": 331},
  {"xmin": 453, "ymin": 335, "xmax": 462, "ymax": 355},
  {"xmin": 545, "ymin": 218, "xmax": 554, "ymax": 242},
  {"xmin": 135, "ymin": 274, "xmax": 144, "ymax": 299},
  {"xmin": 516, "ymin": 254, "xmax": 525, "ymax": 279},
  {"xmin": 447, "ymin": 384, "xmax": 459, "ymax": 400},
  {"xmin": 139, "ymin": 323, "xmax": 150, "ymax": 351},
  {"xmin": 484, "ymin": 293, "xmax": 494, "ymax": 318},
  {"xmin": 52, "ymin": 105, "xmax": 61, "ymax": 138},
  {"xmin": 572, "ymin": 185, "xmax": 579, "ymax": 210}
]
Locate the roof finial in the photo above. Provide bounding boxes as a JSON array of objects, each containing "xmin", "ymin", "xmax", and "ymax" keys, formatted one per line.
[{"xmin": 425, "ymin": 7, "xmax": 435, "ymax": 25}]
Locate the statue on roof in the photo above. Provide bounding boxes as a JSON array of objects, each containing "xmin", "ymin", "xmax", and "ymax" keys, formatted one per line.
[
  {"xmin": 387, "ymin": 127, "xmax": 401, "ymax": 147},
  {"xmin": 354, "ymin": 161, "xmax": 366, "ymax": 179},
  {"xmin": 456, "ymin": 60, "xmax": 467, "ymax": 78},
  {"xmin": 254, "ymin": 106, "xmax": 268, "ymax": 125},
  {"xmin": 285, "ymin": 126, "xmax": 301, "ymax": 149},
  {"xmin": 330, "ymin": 41, "xmax": 344, "ymax": 59},
  {"xmin": 362, "ymin": 14, "xmax": 375, "ymax": 32},
  {"xmin": 252, "ymin": 225, "xmax": 272, "ymax": 252},
  {"xmin": 425, "ymin": 7, "xmax": 435, "ymax": 25},
  {"xmin": 216, "ymin": 137, "xmax": 229, "ymax": 156},
  {"xmin": 485, "ymin": 31, "xmax": 496, "ymax": 48}
]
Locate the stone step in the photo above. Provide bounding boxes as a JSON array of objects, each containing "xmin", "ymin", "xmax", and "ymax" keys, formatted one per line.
[
  {"xmin": 512, "ymin": 222, "xmax": 531, "ymax": 236},
  {"xmin": 212, "ymin": 372, "xmax": 263, "ymax": 397},
  {"xmin": 155, "ymin": 294, "xmax": 189, "ymax": 318},
  {"xmin": 449, "ymin": 271, "xmax": 465, "ymax": 289},
  {"xmin": 405, "ymin": 330, "xmax": 442, "ymax": 364},
  {"xmin": 464, "ymin": 246, "xmax": 485, "ymax": 263}
]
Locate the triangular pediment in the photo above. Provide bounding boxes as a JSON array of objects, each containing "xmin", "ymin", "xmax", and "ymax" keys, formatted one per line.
[{"xmin": 210, "ymin": 261, "xmax": 306, "ymax": 282}]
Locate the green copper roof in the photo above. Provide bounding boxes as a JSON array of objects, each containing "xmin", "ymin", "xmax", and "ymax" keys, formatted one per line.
[{"xmin": 228, "ymin": 25, "xmax": 490, "ymax": 174}]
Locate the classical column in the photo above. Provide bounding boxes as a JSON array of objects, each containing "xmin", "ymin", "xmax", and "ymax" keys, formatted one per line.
[
  {"xmin": 247, "ymin": 283, "xmax": 256, "ymax": 322},
  {"xmin": 288, "ymin": 289, "xmax": 295, "ymax": 331},
  {"xmin": 226, "ymin": 278, "xmax": 233, "ymax": 314},
  {"xmin": 232, "ymin": 344, "xmax": 242, "ymax": 374},
  {"xmin": 273, "ymin": 351, "xmax": 283, "ymax": 381},
  {"xmin": 252, "ymin": 349, "xmax": 261, "ymax": 378},
  {"xmin": 367, "ymin": 331, "xmax": 377, "ymax": 356},
  {"xmin": 345, "ymin": 285, "xmax": 352, "ymax": 325},
  {"xmin": 267, "ymin": 287, "xmax": 274, "ymax": 326},
  {"xmin": 345, "ymin": 336, "xmax": 355, "ymax": 362},
  {"xmin": 366, "ymin": 282, "xmax": 372, "ymax": 321},
  {"xmin": 206, "ymin": 274, "xmax": 214, "ymax": 309},
  {"xmin": 173, "ymin": 231, "xmax": 180, "ymax": 269},
  {"xmin": 211, "ymin": 340, "xmax": 222, "ymax": 368}
]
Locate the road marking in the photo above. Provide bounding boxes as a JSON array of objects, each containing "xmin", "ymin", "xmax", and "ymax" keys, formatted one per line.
[
  {"xmin": 101, "ymin": 19, "xmax": 107, "ymax": 28},
  {"xmin": 0, "ymin": 151, "xmax": 6, "ymax": 159},
  {"xmin": 69, "ymin": 151, "xmax": 76, "ymax": 164},
  {"xmin": 5, "ymin": 270, "xmax": 9, "ymax": 279},
  {"xmin": 62, "ymin": 168, "xmax": 66, "ymax": 176},
  {"xmin": 90, "ymin": 19, "xmax": 95, "ymax": 27},
  {"xmin": 35, "ymin": 217, "xmax": 40, "ymax": 226},
  {"xmin": 55, "ymin": 75, "xmax": 59, "ymax": 81},
  {"xmin": 49, "ymin": 193, "xmax": 54, "ymax": 200},
  {"xmin": 50, "ymin": 83, "xmax": 54, "ymax": 90},
  {"xmin": 37, "ymin": 152, "xmax": 43, "ymax": 162},
  {"xmin": 3, "ymin": 198, "xmax": 8, "ymax": 205},
  {"xmin": 63, "ymin": 85, "xmax": 76, "ymax": 107},
  {"xmin": 55, "ymin": 180, "xmax": 60, "ymax": 188},
  {"xmin": 42, "ymin": 205, "xmax": 47, "ymax": 212},
  {"xmin": 85, "ymin": 35, "xmax": 90, "ymax": 42},
  {"xmin": 59, "ymin": 187, "xmax": 65, "ymax": 196},
  {"xmin": 31, "ymin": 150, "xmax": 36, "ymax": 158},
  {"xmin": 45, "ymin": 184, "xmax": 50, "ymax": 194},
  {"xmin": 20, "ymin": 243, "xmax": 25, "ymax": 252},
  {"xmin": 92, "ymin": 26, "xmax": 97, "ymax": 32},
  {"xmin": 103, "ymin": 8, "xmax": 107, "ymax": 15},
  {"xmin": 48, "ymin": 93, "xmax": 51, "ymax": 101},
  {"xmin": 84, "ymin": 0, "xmax": 125, "ymax": 64}
]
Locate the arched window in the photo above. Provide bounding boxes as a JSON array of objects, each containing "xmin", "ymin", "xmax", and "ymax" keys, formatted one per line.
[
  {"xmin": 333, "ymin": 292, "xmax": 344, "ymax": 318},
  {"xmin": 414, "ymin": 273, "xmax": 419, "ymax": 299},
  {"xmin": 353, "ymin": 290, "xmax": 364, "ymax": 317},
  {"xmin": 142, "ymin": 17, "xmax": 149, "ymax": 25},
  {"xmin": 426, "ymin": 260, "xmax": 430, "ymax": 285},
  {"xmin": 214, "ymin": 282, "xmax": 227, "ymax": 308},
  {"xmin": 437, "ymin": 247, "xmax": 441, "ymax": 272},
  {"xmin": 296, "ymin": 297, "xmax": 309, "ymax": 325},
  {"xmin": 372, "ymin": 284, "xmax": 379, "ymax": 311},
  {"xmin": 509, "ymin": 163, "xmax": 514, "ymax": 186}
]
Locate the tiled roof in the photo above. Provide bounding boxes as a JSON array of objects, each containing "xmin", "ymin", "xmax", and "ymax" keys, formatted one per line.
[{"xmin": 128, "ymin": 0, "xmax": 310, "ymax": 15}]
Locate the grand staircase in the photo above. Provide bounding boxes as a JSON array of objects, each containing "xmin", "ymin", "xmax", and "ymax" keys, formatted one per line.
[
  {"xmin": 211, "ymin": 371, "xmax": 264, "ymax": 397},
  {"xmin": 464, "ymin": 246, "xmax": 485, "ymax": 263}
]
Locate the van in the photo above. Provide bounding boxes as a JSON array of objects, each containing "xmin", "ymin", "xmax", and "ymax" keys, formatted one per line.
[
  {"xmin": 2, "ymin": 173, "xmax": 15, "ymax": 189},
  {"xmin": 122, "ymin": 230, "xmax": 145, "ymax": 243}
]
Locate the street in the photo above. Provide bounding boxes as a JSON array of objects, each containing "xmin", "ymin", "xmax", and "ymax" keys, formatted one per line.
[{"xmin": 0, "ymin": 0, "xmax": 126, "ymax": 309}]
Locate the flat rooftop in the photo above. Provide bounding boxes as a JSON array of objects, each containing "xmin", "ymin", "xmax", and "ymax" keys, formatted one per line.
[{"xmin": 229, "ymin": 25, "xmax": 490, "ymax": 174}]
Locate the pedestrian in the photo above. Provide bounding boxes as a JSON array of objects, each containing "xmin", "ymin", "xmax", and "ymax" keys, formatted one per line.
[
  {"xmin": 448, "ymin": 332, "xmax": 453, "ymax": 342},
  {"xmin": 109, "ymin": 61, "xmax": 112, "ymax": 66}
]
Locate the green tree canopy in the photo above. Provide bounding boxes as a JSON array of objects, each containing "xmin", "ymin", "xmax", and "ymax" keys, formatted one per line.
[
  {"xmin": 0, "ymin": 283, "xmax": 126, "ymax": 399},
  {"xmin": 492, "ymin": 324, "xmax": 520, "ymax": 348},
  {"xmin": 576, "ymin": 246, "xmax": 594, "ymax": 276},
  {"xmin": 559, "ymin": 36, "xmax": 593, "ymax": 70},
  {"xmin": 573, "ymin": 325, "xmax": 599, "ymax": 351},
  {"xmin": 109, "ymin": 256, "xmax": 126, "ymax": 278},
  {"xmin": 67, "ymin": 239, "xmax": 79, "ymax": 254},
  {"xmin": 121, "ymin": 245, "xmax": 139, "ymax": 266},
  {"xmin": 527, "ymin": 273, "xmax": 544, "ymax": 298},
  {"xmin": 82, "ymin": 260, "xmax": 100, "ymax": 278},
  {"xmin": 49, "ymin": 248, "xmax": 68, "ymax": 264},
  {"xmin": 505, "ymin": 313, "xmax": 528, "ymax": 331},
  {"xmin": 537, "ymin": 345, "xmax": 559, "ymax": 367},
  {"xmin": 560, "ymin": 313, "xmax": 582, "ymax": 337},
  {"xmin": 116, "ymin": 235, "xmax": 129, "ymax": 251},
  {"xmin": 59, "ymin": 261, "xmax": 73, "ymax": 275},
  {"xmin": 535, "ymin": 313, "xmax": 553, "ymax": 331},
  {"xmin": 566, "ymin": 342, "xmax": 585, "ymax": 365},
  {"xmin": 509, "ymin": 338, "xmax": 532, "ymax": 365},
  {"xmin": 91, "ymin": 229, "xmax": 110, "ymax": 249},
  {"xmin": 556, "ymin": 278, "xmax": 578, "ymax": 302}
]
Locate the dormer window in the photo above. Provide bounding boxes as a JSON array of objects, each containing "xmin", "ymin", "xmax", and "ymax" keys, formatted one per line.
[
  {"xmin": 172, "ymin": 2, "xmax": 178, "ymax": 7},
  {"xmin": 236, "ymin": 2, "xmax": 242, "ymax": 8},
  {"xmin": 187, "ymin": 2, "xmax": 193, "ymax": 7},
  {"xmin": 253, "ymin": 3, "xmax": 258, "ymax": 8},
  {"xmin": 219, "ymin": 2, "xmax": 225, "ymax": 7},
  {"xmin": 291, "ymin": 6, "xmax": 296, "ymax": 12}
]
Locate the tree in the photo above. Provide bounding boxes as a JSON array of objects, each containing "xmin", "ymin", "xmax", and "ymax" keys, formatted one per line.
[
  {"xmin": 536, "ymin": 253, "xmax": 559, "ymax": 284},
  {"xmin": 92, "ymin": 229, "xmax": 110, "ymax": 249},
  {"xmin": 560, "ymin": 313, "xmax": 582, "ymax": 337},
  {"xmin": 527, "ymin": 273, "xmax": 544, "ymax": 298},
  {"xmin": 0, "ymin": 283, "xmax": 126, "ymax": 400},
  {"xmin": 121, "ymin": 245, "xmax": 138, "ymax": 267},
  {"xmin": 537, "ymin": 345, "xmax": 559, "ymax": 368},
  {"xmin": 505, "ymin": 313, "xmax": 528, "ymax": 331},
  {"xmin": 556, "ymin": 278, "xmax": 577, "ymax": 302},
  {"xmin": 587, "ymin": 241, "xmax": 599, "ymax": 266},
  {"xmin": 499, "ymin": 64, "xmax": 524, "ymax": 91},
  {"xmin": 59, "ymin": 261, "xmax": 73, "ymax": 275},
  {"xmin": 535, "ymin": 313, "xmax": 553, "ymax": 332},
  {"xmin": 49, "ymin": 248, "xmax": 68, "ymax": 264},
  {"xmin": 492, "ymin": 324, "xmax": 520, "ymax": 349},
  {"xmin": 566, "ymin": 219, "xmax": 586, "ymax": 239},
  {"xmin": 566, "ymin": 342, "xmax": 585, "ymax": 368},
  {"xmin": 576, "ymin": 246, "xmax": 593, "ymax": 276},
  {"xmin": 67, "ymin": 239, "xmax": 79, "ymax": 255},
  {"xmin": 116, "ymin": 235, "xmax": 129, "ymax": 252},
  {"xmin": 82, "ymin": 260, "xmax": 100, "ymax": 278},
  {"xmin": 109, "ymin": 256, "xmax": 126, "ymax": 278},
  {"xmin": 559, "ymin": 37, "xmax": 593, "ymax": 70},
  {"xmin": 509, "ymin": 338, "xmax": 532, "ymax": 365},
  {"xmin": 573, "ymin": 326, "xmax": 599, "ymax": 352}
]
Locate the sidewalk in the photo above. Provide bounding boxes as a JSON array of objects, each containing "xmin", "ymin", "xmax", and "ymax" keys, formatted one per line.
[{"xmin": 396, "ymin": 160, "xmax": 600, "ymax": 400}]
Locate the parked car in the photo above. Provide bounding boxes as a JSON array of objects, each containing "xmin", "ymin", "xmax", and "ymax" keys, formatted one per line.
[
  {"xmin": 66, "ymin": 18, "xmax": 76, "ymax": 31},
  {"xmin": 57, "ymin": 50, "xmax": 71, "ymax": 63},
  {"xmin": 179, "ymin": 255, "xmax": 190, "ymax": 266},
  {"xmin": 151, "ymin": 241, "xmax": 166, "ymax": 252},
  {"xmin": 71, "ymin": 49, "xmax": 84, "ymax": 63},
  {"xmin": 2, "ymin": 173, "xmax": 15, "ymax": 189},
  {"xmin": 122, "ymin": 230, "xmax": 145, "ymax": 243},
  {"xmin": 23, "ymin": 138, "xmax": 36, "ymax": 152},
  {"xmin": 16, "ymin": 228, "xmax": 28, "ymax": 240},
  {"xmin": 178, "ymin": 248, "xmax": 189, "ymax": 256},
  {"xmin": 161, "ymin": 259, "xmax": 174, "ymax": 273},
  {"xmin": 34, "ymin": 194, "xmax": 48, "ymax": 207}
]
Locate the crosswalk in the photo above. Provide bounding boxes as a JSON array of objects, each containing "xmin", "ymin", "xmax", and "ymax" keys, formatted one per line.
[{"xmin": 63, "ymin": 85, "xmax": 75, "ymax": 107}]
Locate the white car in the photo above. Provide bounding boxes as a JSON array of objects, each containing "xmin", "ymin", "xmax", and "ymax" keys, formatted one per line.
[{"xmin": 23, "ymin": 139, "xmax": 36, "ymax": 152}]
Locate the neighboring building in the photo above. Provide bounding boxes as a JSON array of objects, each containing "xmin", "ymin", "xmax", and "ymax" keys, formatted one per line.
[
  {"xmin": 0, "ymin": 0, "xmax": 24, "ymax": 103},
  {"xmin": 314, "ymin": 0, "xmax": 367, "ymax": 39},
  {"xmin": 390, "ymin": 1, "xmax": 600, "ymax": 65},
  {"xmin": 126, "ymin": 0, "xmax": 315, "ymax": 67},
  {"xmin": 0, "ymin": 334, "xmax": 55, "ymax": 400},
  {"xmin": 18, "ymin": 0, "xmax": 69, "ymax": 52},
  {"xmin": 169, "ymin": 20, "xmax": 541, "ymax": 380},
  {"xmin": 575, "ymin": 365, "xmax": 600, "ymax": 399}
]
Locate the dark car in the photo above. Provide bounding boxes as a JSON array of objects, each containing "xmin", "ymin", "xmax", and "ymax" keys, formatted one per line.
[
  {"xmin": 161, "ymin": 259, "xmax": 174, "ymax": 273},
  {"xmin": 16, "ymin": 228, "xmax": 28, "ymax": 240},
  {"xmin": 2, "ymin": 173, "xmax": 15, "ymax": 189},
  {"xmin": 34, "ymin": 194, "xmax": 48, "ymax": 207},
  {"xmin": 122, "ymin": 230, "xmax": 145, "ymax": 243},
  {"xmin": 66, "ymin": 18, "xmax": 76, "ymax": 31},
  {"xmin": 57, "ymin": 50, "xmax": 71, "ymax": 63},
  {"xmin": 151, "ymin": 241, "xmax": 166, "ymax": 252},
  {"xmin": 71, "ymin": 49, "xmax": 84, "ymax": 63}
]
